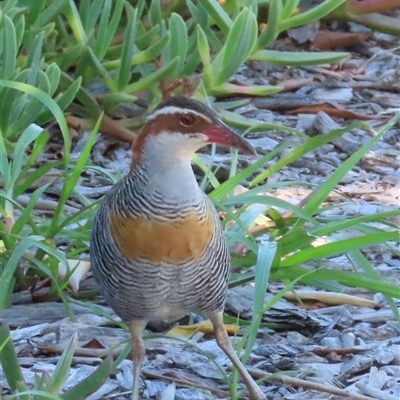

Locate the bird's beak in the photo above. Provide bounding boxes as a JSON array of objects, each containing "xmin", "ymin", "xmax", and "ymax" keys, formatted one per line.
[{"xmin": 203, "ymin": 120, "xmax": 256, "ymax": 155}]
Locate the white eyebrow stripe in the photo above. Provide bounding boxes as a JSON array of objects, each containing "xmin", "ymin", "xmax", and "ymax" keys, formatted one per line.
[{"xmin": 146, "ymin": 106, "xmax": 213, "ymax": 124}]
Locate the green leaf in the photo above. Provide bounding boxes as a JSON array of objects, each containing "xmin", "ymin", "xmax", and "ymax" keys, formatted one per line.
[
  {"xmin": 221, "ymin": 192, "xmax": 318, "ymax": 224},
  {"xmin": 210, "ymin": 139, "xmax": 291, "ymax": 201},
  {"xmin": 197, "ymin": 0, "xmax": 233, "ymax": 34},
  {"xmin": 281, "ymin": 0, "xmax": 300, "ymax": 19},
  {"xmin": 214, "ymin": 8, "xmax": 257, "ymax": 86},
  {"xmin": 303, "ymin": 114, "xmax": 400, "ymax": 215},
  {"xmin": 196, "ymin": 25, "xmax": 213, "ymax": 88},
  {"xmin": 124, "ymin": 57, "xmax": 180, "ymax": 94},
  {"xmin": 1, "ymin": 15, "xmax": 17, "ymax": 80},
  {"xmin": 51, "ymin": 334, "xmax": 78, "ymax": 394},
  {"xmin": 254, "ymin": 0, "xmax": 282, "ymax": 52},
  {"xmin": 95, "ymin": 0, "xmax": 124, "ymax": 60},
  {"xmin": 11, "ymin": 124, "xmax": 44, "ymax": 184},
  {"xmin": 60, "ymin": 355, "xmax": 114, "ymax": 400},
  {"xmin": 281, "ymin": 232, "xmax": 399, "ymax": 267},
  {"xmin": 45, "ymin": 63, "xmax": 61, "ymax": 96},
  {"xmin": 149, "ymin": 0, "xmax": 162, "ymax": 26},
  {"xmin": 210, "ymin": 82, "xmax": 282, "ymax": 96},
  {"xmin": 59, "ymin": 71, "xmax": 99, "ymax": 117},
  {"xmin": 249, "ymin": 49, "xmax": 349, "ymax": 65},
  {"xmin": 36, "ymin": 76, "xmax": 81, "ymax": 125},
  {"xmin": 279, "ymin": 0, "xmax": 346, "ymax": 31},
  {"xmin": 80, "ymin": 0, "xmax": 103, "ymax": 33},
  {"xmin": 33, "ymin": 0, "xmax": 69, "ymax": 28},
  {"xmin": 24, "ymin": 0, "xmax": 47, "ymax": 26},
  {"xmin": 63, "ymin": 0, "xmax": 87, "ymax": 44},
  {"xmin": 132, "ymin": 32, "xmax": 170, "ymax": 65},
  {"xmin": 168, "ymin": 13, "xmax": 188, "ymax": 76},
  {"xmin": 250, "ymin": 123, "xmax": 364, "ymax": 187},
  {"xmin": 246, "ymin": 241, "xmax": 276, "ymax": 359},
  {"xmin": 0, "ymin": 135, "xmax": 11, "ymax": 189},
  {"xmin": 48, "ymin": 114, "xmax": 101, "ymax": 235},
  {"xmin": 84, "ymin": 46, "xmax": 117, "ymax": 91},
  {"xmin": 0, "ymin": 238, "xmax": 34, "ymax": 312},
  {"xmin": 0, "ymin": 323, "xmax": 26, "ymax": 392},
  {"xmin": 117, "ymin": 5, "xmax": 137, "ymax": 91}
]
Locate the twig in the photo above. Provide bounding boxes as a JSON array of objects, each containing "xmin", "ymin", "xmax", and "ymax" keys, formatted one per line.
[
  {"xmin": 142, "ymin": 369, "xmax": 229, "ymax": 397},
  {"xmin": 355, "ymin": 382, "xmax": 399, "ymax": 400},
  {"xmin": 244, "ymin": 366, "xmax": 375, "ymax": 400},
  {"xmin": 17, "ymin": 195, "xmax": 79, "ymax": 214}
]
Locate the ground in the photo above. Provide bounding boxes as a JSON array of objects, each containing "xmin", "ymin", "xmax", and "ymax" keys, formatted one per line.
[{"xmin": 1, "ymin": 21, "xmax": 399, "ymax": 400}]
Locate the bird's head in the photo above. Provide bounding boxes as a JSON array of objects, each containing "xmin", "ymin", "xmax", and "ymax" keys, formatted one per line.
[{"xmin": 132, "ymin": 96, "xmax": 255, "ymax": 166}]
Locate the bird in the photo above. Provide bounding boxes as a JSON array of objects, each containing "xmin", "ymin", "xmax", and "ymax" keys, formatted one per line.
[{"xmin": 90, "ymin": 96, "xmax": 266, "ymax": 400}]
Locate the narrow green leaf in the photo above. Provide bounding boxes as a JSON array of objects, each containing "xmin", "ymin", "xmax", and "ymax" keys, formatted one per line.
[
  {"xmin": 221, "ymin": 193, "xmax": 318, "ymax": 224},
  {"xmin": 254, "ymin": 0, "xmax": 282, "ymax": 52},
  {"xmin": 1, "ymin": 15, "xmax": 17, "ymax": 80},
  {"xmin": 14, "ymin": 13, "xmax": 25, "ymax": 49},
  {"xmin": 0, "ymin": 135, "xmax": 11, "ymax": 189},
  {"xmin": 197, "ymin": 0, "xmax": 233, "ymax": 34},
  {"xmin": 81, "ymin": 0, "xmax": 103, "ymax": 33},
  {"xmin": 0, "ymin": 239, "xmax": 34, "ymax": 312},
  {"xmin": 124, "ymin": 57, "xmax": 179, "ymax": 94},
  {"xmin": 33, "ymin": 0, "xmax": 69, "ymax": 28},
  {"xmin": 214, "ymin": 8, "xmax": 257, "ymax": 86},
  {"xmin": 37, "ymin": 371, "xmax": 54, "ymax": 398},
  {"xmin": 311, "ymin": 211, "xmax": 400, "ymax": 238},
  {"xmin": 104, "ymin": 33, "xmax": 170, "ymax": 70},
  {"xmin": 117, "ymin": 6, "xmax": 137, "ymax": 91},
  {"xmin": 196, "ymin": 25, "xmax": 213, "ymax": 88},
  {"xmin": 250, "ymin": 123, "xmax": 364, "ymax": 187},
  {"xmin": 1, "ymin": 0, "xmax": 18, "ymax": 14},
  {"xmin": 281, "ymin": 0, "xmax": 300, "ymax": 19},
  {"xmin": 0, "ymin": 80, "xmax": 70, "ymax": 166},
  {"xmin": 245, "ymin": 241, "xmax": 276, "ymax": 362},
  {"xmin": 249, "ymin": 49, "xmax": 349, "ymax": 65},
  {"xmin": 279, "ymin": 0, "xmax": 346, "ymax": 31},
  {"xmin": 51, "ymin": 334, "xmax": 78, "ymax": 393},
  {"xmin": 210, "ymin": 139, "xmax": 291, "ymax": 201},
  {"xmin": 85, "ymin": 47, "xmax": 117, "ymax": 91},
  {"xmin": 273, "ymin": 266, "xmax": 400, "ymax": 298},
  {"xmin": 95, "ymin": 0, "xmax": 124, "ymax": 60},
  {"xmin": 48, "ymin": 115, "xmax": 101, "ymax": 235},
  {"xmin": 11, "ymin": 124, "xmax": 44, "ymax": 184},
  {"xmin": 281, "ymin": 232, "xmax": 399, "ymax": 267},
  {"xmin": 210, "ymin": 82, "xmax": 281, "ymax": 96},
  {"xmin": 168, "ymin": 13, "xmax": 188, "ymax": 76},
  {"xmin": 24, "ymin": 0, "xmax": 47, "ymax": 26},
  {"xmin": 149, "ymin": 0, "xmax": 162, "ymax": 26},
  {"xmin": 36, "ymin": 76, "xmax": 81, "ymax": 125},
  {"xmin": 135, "ymin": 24, "xmax": 161, "ymax": 49},
  {"xmin": 11, "ymin": 185, "xmax": 50, "ymax": 236},
  {"xmin": 60, "ymin": 355, "xmax": 114, "ymax": 400},
  {"xmin": 45, "ymin": 63, "xmax": 61, "ymax": 96},
  {"xmin": 349, "ymin": 250, "xmax": 400, "ymax": 321},
  {"xmin": 0, "ymin": 323, "xmax": 27, "ymax": 393},
  {"xmin": 7, "ymin": 390, "xmax": 64, "ymax": 399},
  {"xmin": 303, "ymin": 114, "xmax": 400, "ymax": 215},
  {"xmin": 59, "ymin": 71, "xmax": 99, "ymax": 116},
  {"xmin": 63, "ymin": 0, "xmax": 87, "ymax": 43}
]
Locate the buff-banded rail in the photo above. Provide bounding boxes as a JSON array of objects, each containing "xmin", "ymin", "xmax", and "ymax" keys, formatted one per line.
[{"xmin": 90, "ymin": 96, "xmax": 266, "ymax": 400}]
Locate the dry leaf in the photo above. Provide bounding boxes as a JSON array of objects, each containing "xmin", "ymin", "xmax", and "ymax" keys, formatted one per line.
[
  {"xmin": 311, "ymin": 31, "xmax": 370, "ymax": 50},
  {"xmin": 284, "ymin": 291, "xmax": 381, "ymax": 308},
  {"xmin": 287, "ymin": 102, "xmax": 388, "ymax": 120},
  {"xmin": 58, "ymin": 259, "xmax": 91, "ymax": 294}
]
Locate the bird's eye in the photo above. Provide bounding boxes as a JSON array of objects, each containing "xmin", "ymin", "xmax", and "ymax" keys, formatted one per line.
[{"xmin": 179, "ymin": 113, "xmax": 195, "ymax": 126}]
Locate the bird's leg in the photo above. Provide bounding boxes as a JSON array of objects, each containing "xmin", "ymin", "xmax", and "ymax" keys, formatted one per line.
[
  {"xmin": 129, "ymin": 320, "xmax": 146, "ymax": 400},
  {"xmin": 207, "ymin": 311, "xmax": 266, "ymax": 400}
]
